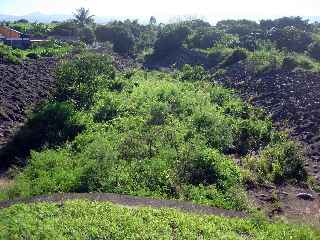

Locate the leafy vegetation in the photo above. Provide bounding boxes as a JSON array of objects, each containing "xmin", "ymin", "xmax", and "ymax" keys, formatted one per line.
[
  {"xmin": 1, "ymin": 53, "xmax": 307, "ymax": 212},
  {"xmin": 3, "ymin": 13, "xmax": 320, "ymax": 74},
  {"xmin": 0, "ymin": 200, "xmax": 319, "ymax": 239},
  {"xmin": 0, "ymin": 40, "xmax": 71, "ymax": 64}
]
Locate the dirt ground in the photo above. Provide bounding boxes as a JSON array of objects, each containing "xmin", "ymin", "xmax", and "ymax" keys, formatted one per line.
[
  {"xmin": 217, "ymin": 66, "xmax": 320, "ymax": 183},
  {"xmin": 0, "ymin": 58, "xmax": 57, "ymax": 154}
]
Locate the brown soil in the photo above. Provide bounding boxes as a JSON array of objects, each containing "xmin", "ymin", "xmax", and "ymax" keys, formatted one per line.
[
  {"xmin": 0, "ymin": 192, "xmax": 246, "ymax": 218},
  {"xmin": 0, "ymin": 59, "xmax": 57, "ymax": 155},
  {"xmin": 248, "ymin": 185, "xmax": 320, "ymax": 226},
  {"xmin": 217, "ymin": 67, "xmax": 320, "ymax": 183}
]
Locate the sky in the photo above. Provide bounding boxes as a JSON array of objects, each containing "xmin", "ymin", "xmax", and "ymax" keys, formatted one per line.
[{"xmin": 1, "ymin": 0, "xmax": 320, "ymax": 22}]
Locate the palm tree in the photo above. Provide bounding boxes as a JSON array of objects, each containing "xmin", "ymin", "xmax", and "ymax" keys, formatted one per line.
[{"xmin": 74, "ymin": 8, "xmax": 95, "ymax": 27}]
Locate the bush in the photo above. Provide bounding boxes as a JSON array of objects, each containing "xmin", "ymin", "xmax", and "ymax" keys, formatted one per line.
[
  {"xmin": 3, "ymin": 67, "xmax": 308, "ymax": 211},
  {"xmin": 180, "ymin": 64, "xmax": 209, "ymax": 81},
  {"xmin": 2, "ymin": 200, "xmax": 319, "ymax": 239},
  {"xmin": 282, "ymin": 56, "xmax": 299, "ymax": 71},
  {"xmin": 260, "ymin": 16, "xmax": 311, "ymax": 32},
  {"xmin": 235, "ymin": 119, "xmax": 272, "ymax": 155},
  {"xmin": 26, "ymin": 52, "xmax": 39, "ymax": 59},
  {"xmin": 49, "ymin": 21, "xmax": 79, "ymax": 37},
  {"xmin": 207, "ymin": 46, "xmax": 233, "ymax": 67},
  {"xmin": 0, "ymin": 102, "xmax": 84, "ymax": 166},
  {"xmin": 220, "ymin": 48, "xmax": 248, "ymax": 67},
  {"xmin": 216, "ymin": 19, "xmax": 261, "ymax": 37},
  {"xmin": 95, "ymin": 25, "xmax": 134, "ymax": 55},
  {"xmin": 288, "ymin": 53, "xmax": 320, "ymax": 71},
  {"xmin": 55, "ymin": 53, "xmax": 115, "ymax": 108},
  {"xmin": 179, "ymin": 149, "xmax": 240, "ymax": 190},
  {"xmin": 154, "ymin": 24, "xmax": 190, "ymax": 55},
  {"xmin": 244, "ymin": 48, "xmax": 284, "ymax": 75},
  {"xmin": 0, "ymin": 44, "xmax": 21, "ymax": 64},
  {"xmin": 239, "ymin": 34, "xmax": 258, "ymax": 51},
  {"xmin": 244, "ymin": 141, "xmax": 307, "ymax": 184},
  {"xmin": 187, "ymin": 28, "xmax": 225, "ymax": 49},
  {"xmin": 268, "ymin": 26, "xmax": 313, "ymax": 52},
  {"xmin": 308, "ymin": 41, "xmax": 320, "ymax": 60}
]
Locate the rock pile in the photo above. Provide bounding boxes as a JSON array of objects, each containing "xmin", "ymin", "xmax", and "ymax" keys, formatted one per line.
[
  {"xmin": 0, "ymin": 58, "xmax": 57, "ymax": 153},
  {"xmin": 217, "ymin": 67, "xmax": 320, "ymax": 182}
]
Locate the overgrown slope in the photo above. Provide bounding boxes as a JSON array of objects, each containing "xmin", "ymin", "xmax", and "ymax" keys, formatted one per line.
[{"xmin": 1, "ymin": 54, "xmax": 307, "ymax": 212}]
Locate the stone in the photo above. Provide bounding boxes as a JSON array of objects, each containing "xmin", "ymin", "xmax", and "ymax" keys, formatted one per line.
[{"xmin": 296, "ymin": 193, "xmax": 314, "ymax": 201}]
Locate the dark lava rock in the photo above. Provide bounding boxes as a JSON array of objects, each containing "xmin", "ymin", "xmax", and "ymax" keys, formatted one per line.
[{"xmin": 296, "ymin": 193, "xmax": 315, "ymax": 201}]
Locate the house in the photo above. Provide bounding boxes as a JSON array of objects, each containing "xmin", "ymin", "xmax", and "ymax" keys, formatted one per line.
[{"xmin": 0, "ymin": 26, "xmax": 31, "ymax": 49}]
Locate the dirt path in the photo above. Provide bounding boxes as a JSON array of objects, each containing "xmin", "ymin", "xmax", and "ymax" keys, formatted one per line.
[{"xmin": 0, "ymin": 192, "xmax": 246, "ymax": 218}]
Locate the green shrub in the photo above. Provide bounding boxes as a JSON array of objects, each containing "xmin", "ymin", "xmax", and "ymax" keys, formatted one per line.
[
  {"xmin": 308, "ymin": 41, "xmax": 320, "ymax": 60},
  {"xmin": 0, "ymin": 44, "xmax": 21, "ymax": 64},
  {"xmin": 220, "ymin": 48, "xmax": 248, "ymax": 67},
  {"xmin": 245, "ymin": 48, "xmax": 284, "ymax": 75},
  {"xmin": 8, "ymin": 149, "xmax": 82, "ymax": 198},
  {"xmin": 207, "ymin": 46, "xmax": 233, "ymax": 67},
  {"xmin": 180, "ymin": 64, "xmax": 209, "ymax": 81},
  {"xmin": 235, "ymin": 119, "xmax": 272, "ymax": 155},
  {"xmin": 55, "ymin": 53, "xmax": 115, "ymax": 108},
  {"xmin": 179, "ymin": 148, "xmax": 240, "ymax": 190},
  {"xmin": 49, "ymin": 21, "xmax": 79, "ymax": 37},
  {"xmin": 95, "ymin": 25, "xmax": 135, "ymax": 54},
  {"xmin": 192, "ymin": 111, "xmax": 235, "ymax": 151},
  {"xmin": 26, "ymin": 52, "xmax": 39, "ymax": 59},
  {"xmin": 282, "ymin": 56, "xmax": 299, "ymax": 71},
  {"xmin": 244, "ymin": 141, "xmax": 307, "ymax": 184},
  {"xmin": 269, "ymin": 26, "xmax": 313, "ymax": 53},
  {"xmin": 216, "ymin": 19, "xmax": 261, "ymax": 37},
  {"xmin": 187, "ymin": 28, "xmax": 225, "ymax": 49},
  {"xmin": 0, "ymin": 102, "xmax": 84, "ymax": 166},
  {"xmin": 93, "ymin": 93, "xmax": 123, "ymax": 122},
  {"xmin": 154, "ymin": 24, "xmax": 190, "ymax": 55}
]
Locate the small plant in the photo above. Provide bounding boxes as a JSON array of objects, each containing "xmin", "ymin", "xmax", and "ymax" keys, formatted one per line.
[
  {"xmin": 243, "ymin": 140, "xmax": 307, "ymax": 184},
  {"xmin": 26, "ymin": 52, "xmax": 39, "ymax": 59},
  {"xmin": 282, "ymin": 56, "xmax": 299, "ymax": 71},
  {"xmin": 0, "ymin": 44, "xmax": 21, "ymax": 64},
  {"xmin": 308, "ymin": 41, "xmax": 320, "ymax": 60},
  {"xmin": 180, "ymin": 64, "xmax": 209, "ymax": 81},
  {"xmin": 220, "ymin": 48, "xmax": 248, "ymax": 67}
]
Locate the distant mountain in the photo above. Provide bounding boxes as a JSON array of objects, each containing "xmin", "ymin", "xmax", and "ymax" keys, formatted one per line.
[
  {"xmin": 0, "ymin": 12, "xmax": 71, "ymax": 23},
  {"xmin": 0, "ymin": 12, "xmax": 114, "ymax": 24},
  {"xmin": 0, "ymin": 12, "xmax": 319, "ymax": 24},
  {"xmin": 305, "ymin": 16, "xmax": 320, "ymax": 23}
]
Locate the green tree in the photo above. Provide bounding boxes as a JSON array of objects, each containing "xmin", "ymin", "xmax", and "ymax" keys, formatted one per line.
[
  {"xmin": 269, "ymin": 26, "xmax": 312, "ymax": 52},
  {"xmin": 154, "ymin": 23, "xmax": 190, "ymax": 55},
  {"xmin": 149, "ymin": 16, "xmax": 157, "ymax": 25},
  {"xmin": 74, "ymin": 7, "xmax": 95, "ymax": 27}
]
